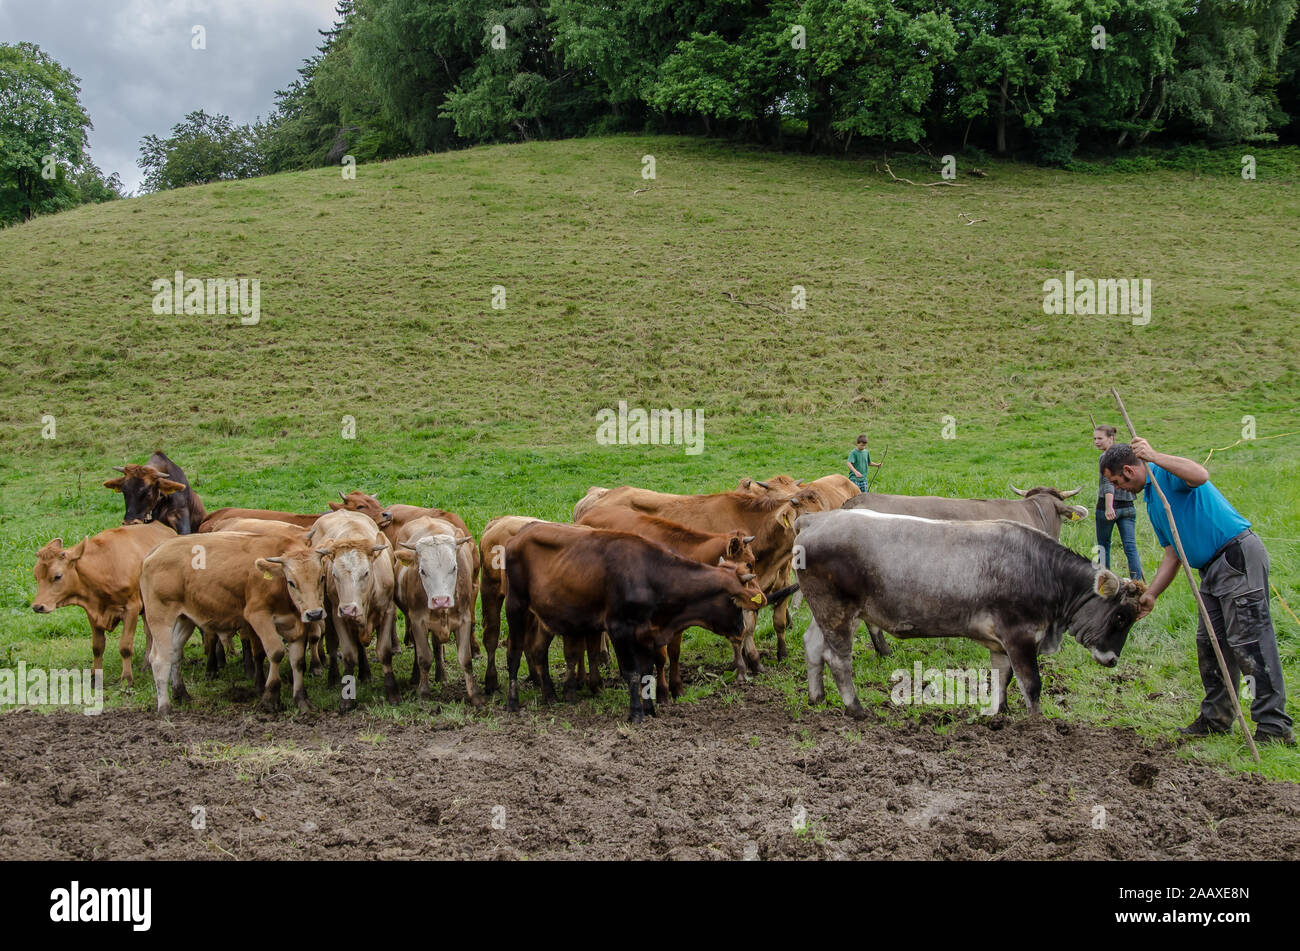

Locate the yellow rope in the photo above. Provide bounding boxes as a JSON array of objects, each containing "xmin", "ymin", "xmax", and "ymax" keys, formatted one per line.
[
  {"xmin": 1272, "ymin": 585, "xmax": 1300, "ymax": 631},
  {"xmin": 1203, "ymin": 430, "xmax": 1300, "ymax": 465}
]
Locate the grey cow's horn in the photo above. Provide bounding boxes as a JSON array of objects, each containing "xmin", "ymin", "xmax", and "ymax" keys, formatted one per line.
[
  {"xmin": 1009, "ymin": 484, "xmax": 1029, "ymax": 497},
  {"xmin": 1059, "ymin": 485, "xmax": 1084, "ymax": 499}
]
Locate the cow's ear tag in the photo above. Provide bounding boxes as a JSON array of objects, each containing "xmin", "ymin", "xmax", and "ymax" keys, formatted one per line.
[
  {"xmin": 262, "ymin": 570, "xmax": 274, "ymax": 580},
  {"xmin": 751, "ymin": 594, "xmax": 764, "ymax": 603},
  {"xmin": 1069, "ymin": 510, "xmax": 1082, "ymax": 521}
]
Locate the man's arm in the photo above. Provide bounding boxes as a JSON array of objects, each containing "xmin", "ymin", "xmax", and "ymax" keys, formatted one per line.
[
  {"xmin": 1131, "ymin": 437, "xmax": 1209, "ymax": 487},
  {"xmin": 1138, "ymin": 546, "xmax": 1180, "ymax": 618}
]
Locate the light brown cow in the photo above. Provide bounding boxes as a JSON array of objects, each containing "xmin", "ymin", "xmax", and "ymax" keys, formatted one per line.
[
  {"xmin": 479, "ymin": 516, "xmax": 554, "ymax": 694},
  {"xmin": 308, "ymin": 510, "xmax": 397, "ymax": 710},
  {"xmin": 140, "ymin": 530, "xmax": 327, "ymax": 715},
  {"xmin": 198, "ymin": 490, "xmax": 390, "ymax": 533},
  {"xmin": 393, "ymin": 517, "xmax": 480, "ymax": 703},
  {"xmin": 31, "ymin": 523, "xmax": 176, "ymax": 686},
  {"xmin": 576, "ymin": 506, "xmax": 758, "ymax": 697}
]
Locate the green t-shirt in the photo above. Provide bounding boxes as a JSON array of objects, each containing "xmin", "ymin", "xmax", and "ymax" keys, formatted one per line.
[{"xmin": 848, "ymin": 448, "xmax": 871, "ymax": 478}]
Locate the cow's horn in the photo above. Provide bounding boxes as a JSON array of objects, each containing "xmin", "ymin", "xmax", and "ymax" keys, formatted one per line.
[
  {"xmin": 740, "ymin": 572, "xmax": 756, "ymax": 582},
  {"xmin": 1009, "ymin": 483, "xmax": 1029, "ymax": 497},
  {"xmin": 755, "ymin": 480, "xmax": 770, "ymax": 489},
  {"xmin": 112, "ymin": 466, "xmax": 125, "ymax": 473},
  {"xmin": 742, "ymin": 535, "xmax": 755, "ymax": 544},
  {"xmin": 1060, "ymin": 485, "xmax": 1083, "ymax": 499},
  {"xmin": 400, "ymin": 541, "xmax": 418, "ymax": 551},
  {"xmin": 265, "ymin": 557, "xmax": 285, "ymax": 565},
  {"xmin": 338, "ymin": 491, "xmax": 348, "ymax": 502},
  {"xmin": 371, "ymin": 543, "xmax": 387, "ymax": 553},
  {"xmin": 796, "ymin": 479, "xmax": 806, "ymax": 486}
]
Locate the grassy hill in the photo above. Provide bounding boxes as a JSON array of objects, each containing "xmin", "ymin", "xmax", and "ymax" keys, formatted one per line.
[{"xmin": 2, "ymin": 134, "xmax": 1297, "ymax": 778}]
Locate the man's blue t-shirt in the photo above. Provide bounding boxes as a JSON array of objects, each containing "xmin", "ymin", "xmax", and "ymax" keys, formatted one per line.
[{"xmin": 1143, "ymin": 462, "xmax": 1250, "ymax": 569}]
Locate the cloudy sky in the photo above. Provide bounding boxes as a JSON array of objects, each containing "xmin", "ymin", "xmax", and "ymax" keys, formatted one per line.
[{"xmin": 0, "ymin": 0, "xmax": 340, "ymax": 192}]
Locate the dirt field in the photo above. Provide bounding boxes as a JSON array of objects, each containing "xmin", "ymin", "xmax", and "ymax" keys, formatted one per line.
[{"xmin": 3, "ymin": 683, "xmax": 1297, "ymax": 861}]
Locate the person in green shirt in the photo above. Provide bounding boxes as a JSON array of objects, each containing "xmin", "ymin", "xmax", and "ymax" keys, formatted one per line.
[{"xmin": 847, "ymin": 434, "xmax": 880, "ymax": 493}]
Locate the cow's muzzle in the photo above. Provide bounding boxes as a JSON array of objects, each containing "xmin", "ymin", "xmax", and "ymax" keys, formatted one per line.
[
  {"xmin": 428, "ymin": 596, "xmax": 453, "ymax": 610},
  {"xmin": 1090, "ymin": 648, "xmax": 1118, "ymax": 668},
  {"xmin": 339, "ymin": 603, "xmax": 361, "ymax": 619},
  {"xmin": 31, "ymin": 603, "xmax": 52, "ymax": 614},
  {"xmin": 304, "ymin": 609, "xmax": 326, "ymax": 622}
]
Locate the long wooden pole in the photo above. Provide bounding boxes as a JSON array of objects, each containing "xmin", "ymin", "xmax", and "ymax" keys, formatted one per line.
[
  {"xmin": 866, "ymin": 447, "xmax": 888, "ymax": 492},
  {"xmin": 1111, "ymin": 388, "xmax": 1259, "ymax": 763}
]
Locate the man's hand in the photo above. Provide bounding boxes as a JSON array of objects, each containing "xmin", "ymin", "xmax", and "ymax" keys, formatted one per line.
[
  {"xmin": 1131, "ymin": 436, "xmax": 1155, "ymax": 461},
  {"xmin": 1137, "ymin": 590, "xmax": 1157, "ymax": 619}
]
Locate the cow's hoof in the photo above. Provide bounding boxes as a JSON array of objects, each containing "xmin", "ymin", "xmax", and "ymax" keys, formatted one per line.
[
  {"xmin": 260, "ymin": 697, "xmax": 281, "ymax": 714},
  {"xmin": 808, "ymin": 691, "xmax": 825, "ymax": 706},
  {"xmin": 468, "ymin": 694, "xmax": 486, "ymax": 709},
  {"xmin": 173, "ymin": 685, "xmax": 191, "ymax": 705},
  {"xmin": 644, "ymin": 700, "xmax": 657, "ymax": 718},
  {"xmin": 628, "ymin": 712, "xmax": 645, "ymax": 725},
  {"xmin": 156, "ymin": 705, "xmax": 172, "ymax": 719},
  {"xmin": 295, "ymin": 697, "xmax": 310, "ymax": 713},
  {"xmin": 506, "ymin": 698, "xmax": 520, "ymax": 713},
  {"xmin": 416, "ymin": 685, "xmax": 431, "ymax": 701},
  {"xmin": 845, "ymin": 703, "xmax": 867, "ymax": 720},
  {"xmin": 338, "ymin": 698, "xmax": 356, "ymax": 714}
]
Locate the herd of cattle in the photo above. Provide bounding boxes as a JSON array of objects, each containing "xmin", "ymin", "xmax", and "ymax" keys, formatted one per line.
[{"xmin": 29, "ymin": 450, "xmax": 1148, "ymax": 722}]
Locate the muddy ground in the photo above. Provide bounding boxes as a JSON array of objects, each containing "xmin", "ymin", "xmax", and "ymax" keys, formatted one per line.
[{"xmin": 3, "ymin": 684, "xmax": 1297, "ymax": 861}]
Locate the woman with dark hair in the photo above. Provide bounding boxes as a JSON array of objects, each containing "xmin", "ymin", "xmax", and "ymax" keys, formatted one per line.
[{"xmin": 1092, "ymin": 424, "xmax": 1143, "ymax": 580}]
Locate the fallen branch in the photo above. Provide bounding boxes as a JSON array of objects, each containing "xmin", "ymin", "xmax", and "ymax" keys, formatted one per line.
[
  {"xmin": 883, "ymin": 162, "xmax": 967, "ymax": 187},
  {"xmin": 958, "ymin": 212, "xmax": 987, "ymax": 226},
  {"xmin": 722, "ymin": 291, "xmax": 784, "ymax": 315}
]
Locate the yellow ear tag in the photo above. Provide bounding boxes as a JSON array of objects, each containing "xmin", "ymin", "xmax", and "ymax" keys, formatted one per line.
[
  {"xmin": 262, "ymin": 570, "xmax": 274, "ymax": 580},
  {"xmin": 782, "ymin": 514, "xmax": 792, "ymax": 528},
  {"xmin": 751, "ymin": 594, "xmax": 764, "ymax": 603}
]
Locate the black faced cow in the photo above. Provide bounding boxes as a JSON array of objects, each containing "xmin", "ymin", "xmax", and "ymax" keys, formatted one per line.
[
  {"xmin": 104, "ymin": 451, "xmax": 206, "ymax": 535},
  {"xmin": 793, "ymin": 508, "xmax": 1144, "ymax": 718}
]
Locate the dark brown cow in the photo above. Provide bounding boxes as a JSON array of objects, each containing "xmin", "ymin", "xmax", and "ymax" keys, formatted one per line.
[
  {"xmin": 503, "ymin": 522, "xmax": 772, "ymax": 722},
  {"xmin": 576, "ymin": 506, "xmax": 758, "ymax": 697},
  {"xmin": 103, "ymin": 451, "xmax": 206, "ymax": 534},
  {"xmin": 577, "ymin": 485, "xmax": 833, "ymax": 667},
  {"xmin": 31, "ymin": 523, "xmax": 176, "ymax": 686}
]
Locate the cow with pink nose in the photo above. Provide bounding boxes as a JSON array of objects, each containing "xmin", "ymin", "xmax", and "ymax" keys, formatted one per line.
[{"xmin": 394, "ymin": 516, "xmax": 481, "ymax": 704}]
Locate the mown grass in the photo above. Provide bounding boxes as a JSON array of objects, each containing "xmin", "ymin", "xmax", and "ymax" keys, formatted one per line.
[{"xmin": 1, "ymin": 135, "xmax": 1297, "ymax": 779}]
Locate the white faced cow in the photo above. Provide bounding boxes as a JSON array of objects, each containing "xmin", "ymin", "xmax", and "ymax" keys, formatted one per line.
[
  {"xmin": 393, "ymin": 516, "xmax": 480, "ymax": 704},
  {"xmin": 309, "ymin": 510, "xmax": 397, "ymax": 710},
  {"xmin": 794, "ymin": 509, "xmax": 1145, "ymax": 718}
]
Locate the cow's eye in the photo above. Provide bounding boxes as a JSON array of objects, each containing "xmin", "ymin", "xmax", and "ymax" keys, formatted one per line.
[
  {"xmin": 53, "ymin": 574, "xmax": 62, "ymax": 582},
  {"xmin": 288, "ymin": 581, "xmax": 296, "ymax": 589}
]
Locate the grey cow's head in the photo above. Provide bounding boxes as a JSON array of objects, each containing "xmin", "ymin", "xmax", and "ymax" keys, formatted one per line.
[
  {"xmin": 1071, "ymin": 568, "xmax": 1146, "ymax": 666},
  {"xmin": 1009, "ymin": 484, "xmax": 1088, "ymax": 523}
]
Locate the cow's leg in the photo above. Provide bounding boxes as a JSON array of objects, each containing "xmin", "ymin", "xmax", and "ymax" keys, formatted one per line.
[
  {"xmin": 410, "ymin": 614, "xmax": 433, "ymax": 701},
  {"xmin": 287, "ymin": 636, "xmax": 310, "ymax": 713},
  {"xmin": 529, "ymin": 627, "xmax": 557, "ymax": 704},
  {"xmin": 1005, "ymin": 640, "xmax": 1042, "ymax": 715},
  {"xmin": 377, "ymin": 614, "xmax": 401, "ymax": 706},
  {"xmin": 584, "ymin": 632, "xmax": 603, "ymax": 694},
  {"xmin": 246, "ymin": 612, "xmax": 287, "ymax": 713},
  {"xmin": 88, "ymin": 624, "xmax": 107, "ymax": 690},
  {"xmin": 357, "ymin": 638, "xmax": 372, "ymax": 682},
  {"xmin": 325, "ymin": 620, "xmax": 341, "ymax": 686},
  {"xmin": 203, "ymin": 627, "xmax": 221, "ymax": 679},
  {"xmin": 803, "ymin": 617, "xmax": 827, "ymax": 705},
  {"xmin": 867, "ymin": 625, "xmax": 892, "ymax": 656},
  {"xmin": 821, "ymin": 616, "xmax": 864, "ymax": 719},
  {"xmin": 250, "ymin": 635, "xmax": 267, "ymax": 695},
  {"xmin": 738, "ymin": 610, "xmax": 763, "ymax": 679},
  {"xmin": 987, "ymin": 650, "xmax": 1012, "ymax": 715},
  {"xmin": 561, "ymin": 634, "xmax": 584, "ymax": 702},
  {"xmin": 610, "ymin": 631, "xmax": 644, "ymax": 723},
  {"xmin": 504, "ymin": 594, "xmax": 530, "ymax": 714},
  {"xmin": 433, "ymin": 627, "xmax": 447, "ymax": 684},
  {"xmin": 309, "ymin": 636, "xmax": 323, "ymax": 675},
  {"xmin": 335, "ymin": 617, "xmax": 361, "ymax": 713},
  {"xmin": 118, "ymin": 602, "xmax": 143, "ymax": 686},
  {"xmin": 654, "ymin": 643, "xmax": 669, "ymax": 702},
  {"xmin": 772, "ymin": 598, "xmax": 790, "ymax": 661},
  {"xmin": 635, "ymin": 641, "xmax": 658, "ymax": 717},
  {"xmin": 667, "ymin": 633, "xmax": 684, "ymax": 699},
  {"xmin": 150, "ymin": 615, "xmax": 194, "ymax": 715},
  {"xmin": 482, "ymin": 580, "xmax": 504, "ymax": 694},
  {"xmin": 457, "ymin": 608, "xmax": 484, "ymax": 707}
]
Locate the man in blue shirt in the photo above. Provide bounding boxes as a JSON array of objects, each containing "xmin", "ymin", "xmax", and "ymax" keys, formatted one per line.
[{"xmin": 1101, "ymin": 437, "xmax": 1293, "ymax": 745}]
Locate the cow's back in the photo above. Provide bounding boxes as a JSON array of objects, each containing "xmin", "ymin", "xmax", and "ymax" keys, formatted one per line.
[
  {"xmin": 201, "ymin": 508, "xmax": 320, "ymax": 532},
  {"xmin": 75, "ymin": 523, "xmax": 177, "ymax": 603}
]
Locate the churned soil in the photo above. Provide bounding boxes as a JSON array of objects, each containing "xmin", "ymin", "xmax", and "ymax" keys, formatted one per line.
[{"xmin": 2, "ymin": 687, "xmax": 1296, "ymax": 861}]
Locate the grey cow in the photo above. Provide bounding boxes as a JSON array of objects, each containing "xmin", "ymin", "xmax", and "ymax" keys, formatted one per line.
[{"xmin": 793, "ymin": 508, "xmax": 1145, "ymax": 717}]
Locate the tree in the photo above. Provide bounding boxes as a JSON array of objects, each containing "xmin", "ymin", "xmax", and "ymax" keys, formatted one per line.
[
  {"xmin": 0, "ymin": 42, "xmax": 92, "ymax": 224},
  {"xmin": 137, "ymin": 110, "xmax": 262, "ymax": 192}
]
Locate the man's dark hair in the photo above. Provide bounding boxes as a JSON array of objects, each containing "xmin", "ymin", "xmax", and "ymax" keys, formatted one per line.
[{"xmin": 1099, "ymin": 443, "xmax": 1138, "ymax": 477}]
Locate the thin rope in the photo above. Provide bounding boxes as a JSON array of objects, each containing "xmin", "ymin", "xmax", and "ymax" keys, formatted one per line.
[
  {"xmin": 1272, "ymin": 585, "xmax": 1300, "ymax": 631},
  {"xmin": 1203, "ymin": 430, "xmax": 1300, "ymax": 466}
]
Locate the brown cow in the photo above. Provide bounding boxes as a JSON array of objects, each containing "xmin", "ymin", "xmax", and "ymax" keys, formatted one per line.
[
  {"xmin": 103, "ymin": 451, "xmax": 206, "ymax": 534},
  {"xmin": 140, "ymin": 530, "xmax": 328, "ymax": 715},
  {"xmin": 393, "ymin": 517, "xmax": 480, "ymax": 702},
  {"xmin": 503, "ymin": 522, "xmax": 772, "ymax": 722},
  {"xmin": 479, "ymin": 516, "xmax": 562, "ymax": 693},
  {"xmin": 576, "ymin": 506, "xmax": 758, "ymax": 697},
  {"xmin": 31, "ymin": 523, "xmax": 176, "ymax": 686},
  {"xmin": 199, "ymin": 490, "xmax": 391, "ymax": 533}
]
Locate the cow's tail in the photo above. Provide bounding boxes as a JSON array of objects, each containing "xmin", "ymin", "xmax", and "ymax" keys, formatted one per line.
[{"xmin": 766, "ymin": 583, "xmax": 800, "ymax": 608}]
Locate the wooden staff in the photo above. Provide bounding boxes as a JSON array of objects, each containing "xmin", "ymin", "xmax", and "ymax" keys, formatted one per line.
[
  {"xmin": 866, "ymin": 447, "xmax": 888, "ymax": 492},
  {"xmin": 1111, "ymin": 388, "xmax": 1259, "ymax": 763}
]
